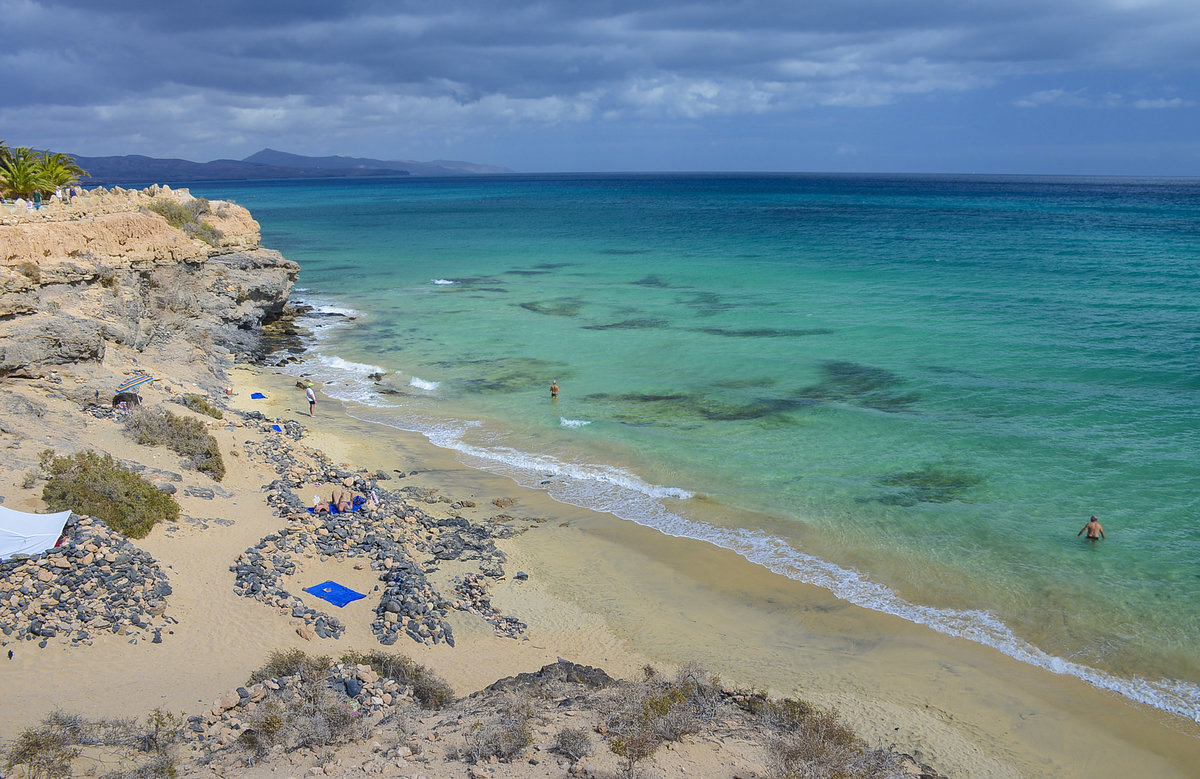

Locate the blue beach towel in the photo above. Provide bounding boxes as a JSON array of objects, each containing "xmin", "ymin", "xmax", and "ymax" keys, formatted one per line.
[
  {"xmin": 271, "ymin": 424, "xmax": 283, "ymax": 432},
  {"xmin": 303, "ymin": 581, "xmax": 365, "ymax": 608},
  {"xmin": 250, "ymin": 392, "xmax": 267, "ymax": 399}
]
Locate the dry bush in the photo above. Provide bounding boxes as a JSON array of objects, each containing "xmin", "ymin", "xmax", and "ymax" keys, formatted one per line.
[
  {"xmin": 449, "ymin": 693, "xmax": 535, "ymax": 765},
  {"xmin": 553, "ymin": 726, "xmax": 594, "ymax": 762},
  {"xmin": 3, "ymin": 724, "xmax": 79, "ymax": 779},
  {"xmin": 762, "ymin": 704, "xmax": 902, "ymax": 779},
  {"xmin": 247, "ymin": 649, "xmax": 331, "ymax": 685},
  {"xmin": 239, "ymin": 672, "xmax": 368, "ymax": 756},
  {"xmin": 2, "ymin": 709, "xmax": 182, "ymax": 779},
  {"xmin": 339, "ymin": 650, "xmax": 454, "ymax": 710}
]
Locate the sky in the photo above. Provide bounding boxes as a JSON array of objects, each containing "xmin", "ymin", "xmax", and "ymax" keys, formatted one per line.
[{"xmin": 3, "ymin": 0, "xmax": 1198, "ymax": 175}]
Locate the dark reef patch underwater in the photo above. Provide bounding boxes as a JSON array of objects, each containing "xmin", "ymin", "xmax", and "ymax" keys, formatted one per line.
[
  {"xmin": 799, "ymin": 361, "xmax": 920, "ymax": 413},
  {"xmin": 870, "ymin": 465, "xmax": 984, "ymax": 506}
]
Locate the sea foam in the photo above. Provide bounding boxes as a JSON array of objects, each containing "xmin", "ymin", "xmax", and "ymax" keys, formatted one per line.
[{"xmin": 560, "ymin": 418, "xmax": 592, "ymax": 428}]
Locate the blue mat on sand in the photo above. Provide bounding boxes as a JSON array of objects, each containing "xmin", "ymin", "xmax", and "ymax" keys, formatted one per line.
[
  {"xmin": 304, "ymin": 581, "xmax": 365, "ymax": 608},
  {"xmin": 250, "ymin": 392, "xmax": 267, "ymax": 399}
]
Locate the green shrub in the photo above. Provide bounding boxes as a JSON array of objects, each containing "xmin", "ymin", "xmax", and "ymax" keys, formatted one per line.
[
  {"xmin": 146, "ymin": 199, "xmax": 193, "ymax": 228},
  {"xmin": 339, "ymin": 650, "xmax": 454, "ymax": 710},
  {"xmin": 124, "ymin": 408, "xmax": 225, "ymax": 481},
  {"xmin": 41, "ymin": 450, "xmax": 179, "ymax": 538},
  {"xmin": 184, "ymin": 220, "xmax": 223, "ymax": 247},
  {"xmin": 147, "ymin": 197, "xmax": 222, "ymax": 246},
  {"xmin": 181, "ymin": 394, "xmax": 223, "ymax": 419}
]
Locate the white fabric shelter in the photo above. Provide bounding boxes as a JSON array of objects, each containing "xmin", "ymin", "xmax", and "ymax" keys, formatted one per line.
[{"xmin": 0, "ymin": 505, "xmax": 72, "ymax": 560}]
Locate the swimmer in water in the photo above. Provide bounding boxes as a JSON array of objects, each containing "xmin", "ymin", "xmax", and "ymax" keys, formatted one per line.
[{"xmin": 1077, "ymin": 515, "xmax": 1106, "ymax": 540}]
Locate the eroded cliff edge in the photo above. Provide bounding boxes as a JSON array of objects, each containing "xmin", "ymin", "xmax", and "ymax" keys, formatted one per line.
[{"xmin": 0, "ymin": 186, "xmax": 298, "ymax": 379}]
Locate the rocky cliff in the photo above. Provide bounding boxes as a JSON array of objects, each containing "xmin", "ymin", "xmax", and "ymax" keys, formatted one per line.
[{"xmin": 0, "ymin": 186, "xmax": 298, "ymax": 378}]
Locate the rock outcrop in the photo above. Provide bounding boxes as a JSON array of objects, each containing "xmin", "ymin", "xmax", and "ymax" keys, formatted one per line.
[{"xmin": 0, "ymin": 186, "xmax": 298, "ymax": 378}]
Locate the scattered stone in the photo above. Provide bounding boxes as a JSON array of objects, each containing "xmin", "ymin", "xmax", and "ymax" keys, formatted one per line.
[{"xmin": 0, "ymin": 516, "xmax": 173, "ymax": 649}]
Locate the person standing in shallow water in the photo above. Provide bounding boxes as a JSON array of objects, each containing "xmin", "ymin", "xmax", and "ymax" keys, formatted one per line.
[
  {"xmin": 305, "ymin": 382, "xmax": 316, "ymax": 417},
  {"xmin": 1078, "ymin": 515, "xmax": 1106, "ymax": 540},
  {"xmin": 550, "ymin": 380, "xmax": 559, "ymax": 400}
]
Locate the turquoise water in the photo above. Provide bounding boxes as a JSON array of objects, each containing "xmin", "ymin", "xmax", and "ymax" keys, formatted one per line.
[{"xmin": 196, "ymin": 174, "xmax": 1200, "ymax": 720}]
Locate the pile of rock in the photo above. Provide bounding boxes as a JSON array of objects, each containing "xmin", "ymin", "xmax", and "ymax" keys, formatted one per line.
[
  {"xmin": 185, "ymin": 660, "xmax": 418, "ymax": 748},
  {"xmin": 0, "ymin": 516, "xmax": 173, "ymax": 648},
  {"xmin": 373, "ymin": 557, "xmax": 453, "ymax": 647},
  {"xmin": 452, "ymin": 573, "xmax": 527, "ymax": 639}
]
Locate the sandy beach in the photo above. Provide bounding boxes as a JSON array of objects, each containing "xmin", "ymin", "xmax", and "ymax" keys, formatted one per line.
[{"xmin": 4, "ymin": 344, "xmax": 1197, "ymax": 778}]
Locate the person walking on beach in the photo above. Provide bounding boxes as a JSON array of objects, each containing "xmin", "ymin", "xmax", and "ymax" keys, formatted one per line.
[
  {"xmin": 305, "ymin": 382, "xmax": 316, "ymax": 417},
  {"xmin": 550, "ymin": 380, "xmax": 559, "ymax": 400},
  {"xmin": 1078, "ymin": 515, "xmax": 1106, "ymax": 540}
]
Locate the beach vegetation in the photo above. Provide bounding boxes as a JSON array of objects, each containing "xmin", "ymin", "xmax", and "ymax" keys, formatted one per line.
[
  {"xmin": 338, "ymin": 650, "xmax": 454, "ymax": 710},
  {"xmin": 447, "ymin": 693, "xmax": 535, "ymax": 764},
  {"xmin": 603, "ymin": 664, "xmax": 720, "ymax": 778},
  {"xmin": 123, "ymin": 407, "xmax": 226, "ymax": 481},
  {"xmin": 181, "ymin": 393, "xmax": 223, "ymax": 419},
  {"xmin": 40, "ymin": 449, "xmax": 180, "ymax": 538},
  {"xmin": 553, "ymin": 726, "xmax": 593, "ymax": 761},
  {"xmin": 1, "ymin": 709, "xmax": 182, "ymax": 779},
  {"xmin": 146, "ymin": 196, "xmax": 223, "ymax": 247},
  {"xmin": 238, "ymin": 654, "xmax": 369, "ymax": 757},
  {"xmin": 2, "ymin": 720, "xmax": 79, "ymax": 778},
  {"xmin": 247, "ymin": 649, "xmax": 332, "ymax": 684}
]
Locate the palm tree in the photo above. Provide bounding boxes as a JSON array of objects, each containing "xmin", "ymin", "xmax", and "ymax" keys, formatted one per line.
[
  {"xmin": 0, "ymin": 140, "xmax": 11, "ymax": 168},
  {"xmin": 37, "ymin": 151, "xmax": 87, "ymax": 193},
  {"xmin": 0, "ymin": 147, "xmax": 46, "ymax": 199}
]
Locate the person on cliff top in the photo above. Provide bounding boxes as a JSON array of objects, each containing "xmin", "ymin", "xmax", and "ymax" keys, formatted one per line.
[
  {"xmin": 305, "ymin": 382, "xmax": 316, "ymax": 416},
  {"xmin": 1078, "ymin": 515, "xmax": 1106, "ymax": 540}
]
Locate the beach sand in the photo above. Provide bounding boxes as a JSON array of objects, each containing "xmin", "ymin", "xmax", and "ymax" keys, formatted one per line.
[{"xmin": 1, "ymin": 357, "xmax": 1198, "ymax": 777}]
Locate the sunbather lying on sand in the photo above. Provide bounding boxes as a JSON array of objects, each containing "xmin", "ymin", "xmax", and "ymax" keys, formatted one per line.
[{"xmin": 332, "ymin": 489, "xmax": 353, "ymax": 513}]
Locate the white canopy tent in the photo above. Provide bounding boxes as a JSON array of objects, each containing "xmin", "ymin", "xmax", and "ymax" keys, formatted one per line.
[{"xmin": 0, "ymin": 505, "xmax": 72, "ymax": 560}]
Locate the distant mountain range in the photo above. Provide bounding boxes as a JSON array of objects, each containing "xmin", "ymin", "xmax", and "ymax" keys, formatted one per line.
[{"xmin": 73, "ymin": 148, "xmax": 511, "ymax": 185}]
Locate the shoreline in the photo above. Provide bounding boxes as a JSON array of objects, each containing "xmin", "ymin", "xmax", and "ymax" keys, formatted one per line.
[
  {"xmin": 240, "ymin": 364, "xmax": 1200, "ymax": 777},
  {"xmin": 0, "ymin": 355, "xmax": 1197, "ymax": 775}
]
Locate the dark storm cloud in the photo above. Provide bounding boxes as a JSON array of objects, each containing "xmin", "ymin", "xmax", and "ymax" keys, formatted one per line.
[{"xmin": 2, "ymin": 0, "xmax": 1197, "ymax": 169}]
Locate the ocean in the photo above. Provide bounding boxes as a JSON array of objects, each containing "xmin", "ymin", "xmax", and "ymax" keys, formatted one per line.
[{"xmin": 193, "ymin": 173, "xmax": 1200, "ymax": 722}]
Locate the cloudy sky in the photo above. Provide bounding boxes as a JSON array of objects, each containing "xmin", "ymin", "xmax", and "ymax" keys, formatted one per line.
[{"xmin": 4, "ymin": 0, "xmax": 1198, "ymax": 174}]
